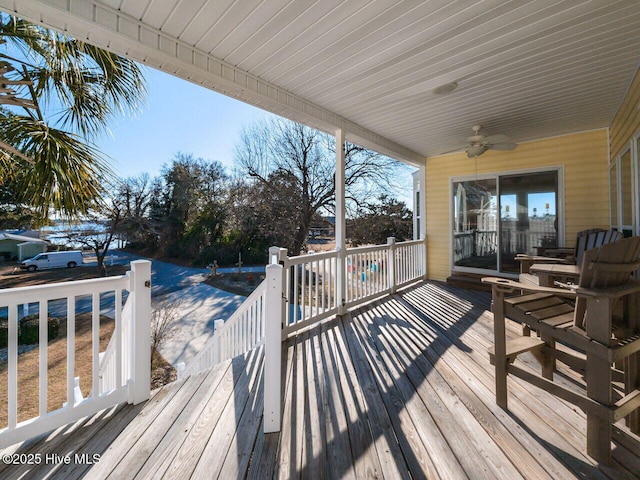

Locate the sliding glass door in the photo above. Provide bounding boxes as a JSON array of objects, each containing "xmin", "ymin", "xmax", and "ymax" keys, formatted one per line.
[
  {"xmin": 452, "ymin": 177, "xmax": 498, "ymax": 270},
  {"xmin": 452, "ymin": 169, "xmax": 560, "ymax": 275}
]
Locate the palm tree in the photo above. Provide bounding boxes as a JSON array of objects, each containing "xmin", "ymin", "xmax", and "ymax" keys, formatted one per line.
[{"xmin": 0, "ymin": 15, "xmax": 146, "ymax": 221}]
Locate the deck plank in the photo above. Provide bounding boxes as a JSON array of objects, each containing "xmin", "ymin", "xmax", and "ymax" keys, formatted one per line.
[
  {"xmin": 359, "ymin": 304, "xmax": 512, "ymax": 480},
  {"xmin": 247, "ymin": 341, "xmax": 292, "ymax": 480},
  {"xmin": 401, "ymin": 285, "xmax": 634, "ymax": 480},
  {"xmin": 386, "ymin": 295, "xmax": 573, "ymax": 480},
  {"xmin": 342, "ymin": 311, "xmax": 413, "ymax": 480},
  {"xmin": 348, "ymin": 307, "xmax": 441, "ymax": 478},
  {"xmin": 189, "ymin": 348, "xmax": 263, "ymax": 478},
  {"xmin": 99, "ymin": 370, "xmax": 211, "ymax": 479},
  {"xmin": 275, "ymin": 333, "xmax": 303, "ymax": 480},
  {"xmin": 134, "ymin": 357, "xmax": 232, "ymax": 479},
  {"xmin": 302, "ymin": 328, "xmax": 327, "ymax": 480},
  {"xmin": 331, "ymin": 318, "xmax": 384, "ymax": 479},
  {"xmin": 318, "ymin": 320, "xmax": 357, "ymax": 479},
  {"xmin": 1, "ymin": 281, "xmax": 638, "ymax": 479}
]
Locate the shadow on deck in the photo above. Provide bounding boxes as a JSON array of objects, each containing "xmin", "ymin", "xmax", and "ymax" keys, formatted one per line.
[{"xmin": 1, "ymin": 281, "xmax": 639, "ymax": 479}]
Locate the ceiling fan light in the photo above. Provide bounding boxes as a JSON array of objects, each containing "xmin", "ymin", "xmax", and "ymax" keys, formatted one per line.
[{"xmin": 466, "ymin": 145, "xmax": 487, "ymax": 158}]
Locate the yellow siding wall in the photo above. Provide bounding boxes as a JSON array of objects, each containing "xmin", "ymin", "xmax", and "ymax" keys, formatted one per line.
[
  {"xmin": 610, "ymin": 67, "xmax": 640, "ymax": 159},
  {"xmin": 426, "ymin": 130, "xmax": 609, "ymax": 281}
]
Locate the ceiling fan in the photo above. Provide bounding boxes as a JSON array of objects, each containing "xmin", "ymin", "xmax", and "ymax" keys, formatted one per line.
[{"xmin": 464, "ymin": 125, "xmax": 518, "ymax": 158}]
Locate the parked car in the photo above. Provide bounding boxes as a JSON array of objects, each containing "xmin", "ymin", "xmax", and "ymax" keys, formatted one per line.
[{"xmin": 20, "ymin": 251, "xmax": 84, "ymax": 272}]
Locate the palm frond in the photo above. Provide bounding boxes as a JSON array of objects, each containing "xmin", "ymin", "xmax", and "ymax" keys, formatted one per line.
[
  {"xmin": 0, "ymin": 111, "xmax": 113, "ymax": 219},
  {"xmin": 1, "ymin": 14, "xmax": 146, "ymax": 137}
]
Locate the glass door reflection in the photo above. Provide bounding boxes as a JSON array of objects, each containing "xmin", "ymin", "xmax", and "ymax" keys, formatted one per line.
[
  {"xmin": 499, "ymin": 172, "xmax": 558, "ymax": 273},
  {"xmin": 452, "ymin": 178, "xmax": 498, "ymax": 270}
]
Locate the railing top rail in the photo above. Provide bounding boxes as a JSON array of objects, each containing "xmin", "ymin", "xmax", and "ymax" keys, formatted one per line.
[
  {"xmin": 395, "ymin": 239, "xmax": 424, "ymax": 247},
  {"xmin": 0, "ymin": 273, "xmax": 131, "ymax": 305},
  {"xmin": 346, "ymin": 243, "xmax": 390, "ymax": 254},
  {"xmin": 285, "ymin": 249, "xmax": 338, "ymax": 265}
]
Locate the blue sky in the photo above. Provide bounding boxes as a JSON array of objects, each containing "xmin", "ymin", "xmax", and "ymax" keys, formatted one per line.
[{"xmin": 95, "ymin": 67, "xmax": 272, "ymax": 178}]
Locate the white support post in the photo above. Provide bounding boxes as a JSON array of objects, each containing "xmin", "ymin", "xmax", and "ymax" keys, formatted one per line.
[
  {"xmin": 269, "ymin": 246, "xmax": 287, "ymax": 265},
  {"xmin": 264, "ymin": 262, "xmax": 283, "ymax": 433},
  {"xmin": 418, "ymin": 164, "xmax": 428, "ymax": 279},
  {"xmin": 130, "ymin": 260, "xmax": 152, "ymax": 405},
  {"xmin": 335, "ymin": 128, "xmax": 347, "ymax": 315},
  {"xmin": 387, "ymin": 237, "xmax": 397, "ymax": 293}
]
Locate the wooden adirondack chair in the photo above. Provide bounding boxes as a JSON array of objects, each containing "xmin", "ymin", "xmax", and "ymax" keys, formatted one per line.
[
  {"xmin": 483, "ymin": 236, "xmax": 640, "ymax": 465},
  {"xmin": 517, "ymin": 228, "xmax": 623, "ymax": 284}
]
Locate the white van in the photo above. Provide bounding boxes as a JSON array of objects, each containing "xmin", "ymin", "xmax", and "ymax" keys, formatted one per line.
[{"xmin": 20, "ymin": 251, "xmax": 84, "ymax": 272}]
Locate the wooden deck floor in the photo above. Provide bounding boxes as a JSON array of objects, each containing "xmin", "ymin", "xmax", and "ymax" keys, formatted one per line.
[{"xmin": 2, "ymin": 281, "xmax": 639, "ymax": 479}]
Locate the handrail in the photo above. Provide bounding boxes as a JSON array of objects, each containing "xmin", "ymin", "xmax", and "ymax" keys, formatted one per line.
[{"xmin": 0, "ymin": 274, "xmax": 130, "ymax": 304}]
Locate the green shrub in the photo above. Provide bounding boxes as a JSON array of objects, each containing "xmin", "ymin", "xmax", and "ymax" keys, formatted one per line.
[{"xmin": 18, "ymin": 314, "xmax": 61, "ymax": 345}]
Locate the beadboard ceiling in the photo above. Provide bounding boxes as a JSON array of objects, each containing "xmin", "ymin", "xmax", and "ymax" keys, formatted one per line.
[{"xmin": 3, "ymin": 0, "xmax": 640, "ymax": 166}]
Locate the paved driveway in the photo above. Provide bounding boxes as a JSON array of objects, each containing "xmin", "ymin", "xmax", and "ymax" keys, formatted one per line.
[{"xmin": 107, "ymin": 250, "xmax": 251, "ymax": 367}]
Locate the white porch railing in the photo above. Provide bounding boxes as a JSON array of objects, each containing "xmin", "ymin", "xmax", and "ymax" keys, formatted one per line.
[
  {"xmin": 178, "ymin": 237, "xmax": 427, "ymax": 432},
  {"xmin": 1, "ymin": 237, "xmax": 424, "ymax": 446},
  {"xmin": 179, "ymin": 278, "xmax": 268, "ymax": 379},
  {"xmin": 0, "ymin": 260, "xmax": 151, "ymax": 449}
]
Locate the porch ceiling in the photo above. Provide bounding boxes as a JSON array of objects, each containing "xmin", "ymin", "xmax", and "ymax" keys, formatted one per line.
[{"xmin": 3, "ymin": 0, "xmax": 640, "ymax": 166}]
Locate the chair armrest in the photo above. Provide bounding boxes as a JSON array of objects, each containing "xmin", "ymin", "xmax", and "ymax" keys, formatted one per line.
[
  {"xmin": 515, "ymin": 254, "xmax": 572, "ymax": 264},
  {"xmin": 575, "ymin": 280, "xmax": 640, "ymax": 299},
  {"xmin": 539, "ymin": 247, "xmax": 574, "ymax": 258},
  {"xmin": 515, "ymin": 254, "xmax": 572, "ymax": 274},
  {"xmin": 481, "ymin": 276, "xmax": 577, "ymax": 298}
]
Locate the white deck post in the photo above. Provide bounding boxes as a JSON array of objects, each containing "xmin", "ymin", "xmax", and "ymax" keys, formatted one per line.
[
  {"xmin": 264, "ymin": 262, "xmax": 283, "ymax": 433},
  {"xmin": 414, "ymin": 164, "xmax": 428, "ymax": 279},
  {"xmin": 130, "ymin": 260, "xmax": 152, "ymax": 405},
  {"xmin": 419, "ymin": 165, "xmax": 428, "ymax": 279},
  {"xmin": 213, "ymin": 319, "xmax": 224, "ymax": 364},
  {"xmin": 335, "ymin": 128, "xmax": 347, "ymax": 315}
]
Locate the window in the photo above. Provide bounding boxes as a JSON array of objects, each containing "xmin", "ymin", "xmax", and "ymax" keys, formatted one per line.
[{"xmin": 610, "ymin": 145, "xmax": 634, "ymax": 237}]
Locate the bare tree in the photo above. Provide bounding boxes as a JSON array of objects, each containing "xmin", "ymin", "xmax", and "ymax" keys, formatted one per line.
[
  {"xmin": 150, "ymin": 298, "xmax": 182, "ymax": 353},
  {"xmin": 234, "ymin": 118, "xmax": 402, "ymax": 255},
  {"xmin": 65, "ymin": 204, "xmax": 121, "ymax": 276},
  {"xmin": 114, "ymin": 173, "xmax": 160, "ymax": 249}
]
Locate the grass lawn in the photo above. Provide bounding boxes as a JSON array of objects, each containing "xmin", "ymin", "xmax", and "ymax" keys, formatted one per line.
[{"xmin": 0, "ymin": 313, "xmax": 114, "ymax": 427}]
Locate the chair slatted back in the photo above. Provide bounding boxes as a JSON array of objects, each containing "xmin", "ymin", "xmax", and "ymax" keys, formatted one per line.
[
  {"xmin": 574, "ymin": 229, "xmax": 623, "ymax": 268},
  {"xmin": 574, "ymin": 236, "xmax": 640, "ymax": 328}
]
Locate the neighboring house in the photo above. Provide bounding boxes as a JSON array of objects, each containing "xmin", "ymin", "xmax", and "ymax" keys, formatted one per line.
[
  {"xmin": 309, "ymin": 216, "xmax": 335, "ymax": 239},
  {"xmin": 0, "ymin": 231, "xmax": 48, "ymax": 261}
]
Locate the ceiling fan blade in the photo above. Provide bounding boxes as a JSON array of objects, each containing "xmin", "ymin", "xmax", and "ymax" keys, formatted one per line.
[
  {"xmin": 489, "ymin": 142, "xmax": 518, "ymax": 151},
  {"xmin": 484, "ymin": 134, "xmax": 510, "ymax": 144},
  {"xmin": 467, "ymin": 135, "xmax": 485, "ymax": 144}
]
